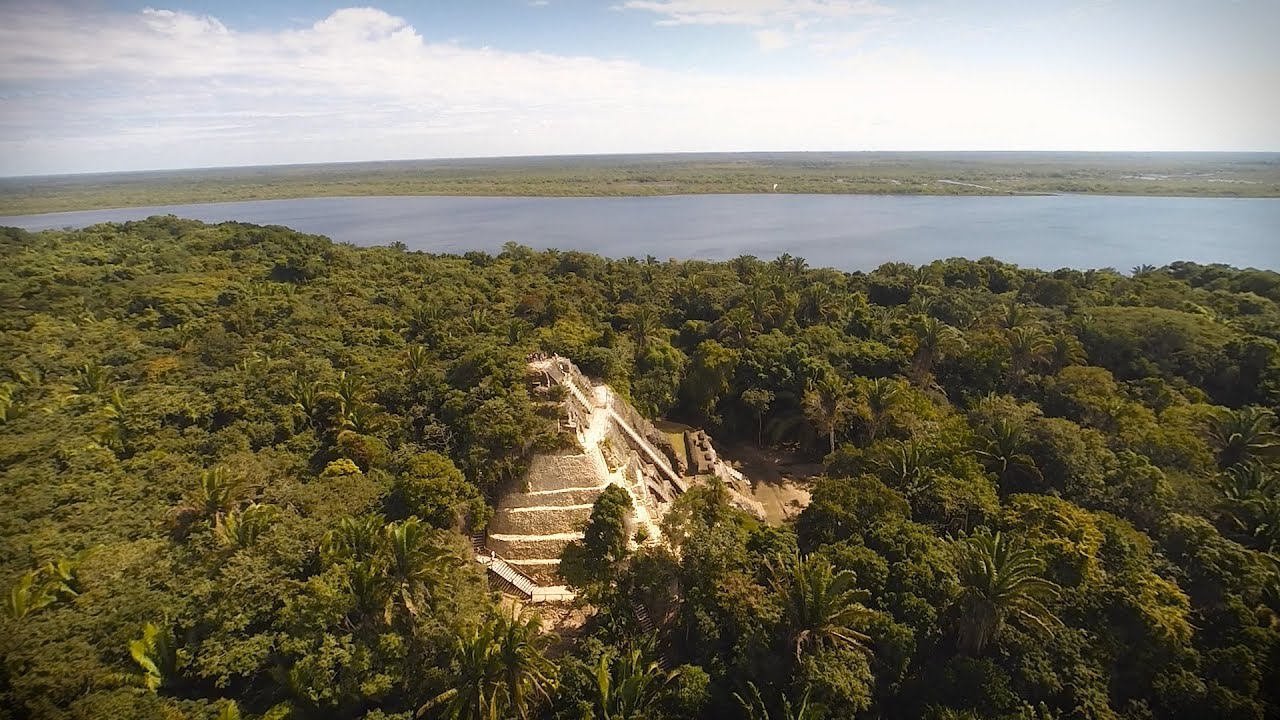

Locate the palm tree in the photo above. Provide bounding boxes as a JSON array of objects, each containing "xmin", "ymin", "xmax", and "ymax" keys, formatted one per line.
[
  {"xmin": 1207, "ymin": 406, "xmax": 1280, "ymax": 470},
  {"xmin": 742, "ymin": 387, "xmax": 775, "ymax": 447},
  {"xmin": 592, "ymin": 645, "xmax": 681, "ymax": 720},
  {"xmin": 5, "ymin": 570, "xmax": 57, "ymax": 620},
  {"xmin": 913, "ymin": 264, "xmax": 940, "ymax": 289},
  {"xmin": 0, "ymin": 382, "xmax": 22, "ymax": 426},
  {"xmin": 857, "ymin": 377, "xmax": 901, "ymax": 444},
  {"xmin": 743, "ymin": 286, "xmax": 779, "ymax": 329},
  {"xmin": 1047, "ymin": 333, "xmax": 1087, "ymax": 371},
  {"xmin": 95, "ymin": 387, "xmax": 130, "ymax": 452},
  {"xmin": 799, "ymin": 283, "xmax": 840, "ymax": 324},
  {"xmin": 4, "ymin": 552, "xmax": 87, "ymax": 620},
  {"xmin": 804, "ymin": 376, "xmax": 854, "ymax": 455},
  {"xmin": 735, "ymin": 681, "xmax": 821, "ymax": 720},
  {"xmin": 330, "ymin": 371, "xmax": 367, "ymax": 418},
  {"xmin": 115, "ymin": 621, "xmax": 182, "ymax": 692},
  {"xmin": 974, "ymin": 420, "xmax": 1042, "ymax": 496},
  {"xmin": 769, "ymin": 552, "xmax": 874, "ymax": 662},
  {"xmin": 406, "ymin": 345, "xmax": 430, "ymax": 375},
  {"xmin": 771, "ymin": 254, "xmax": 798, "ymax": 283},
  {"xmin": 627, "ymin": 305, "xmax": 665, "ymax": 351},
  {"xmin": 1216, "ymin": 462, "xmax": 1276, "ymax": 506},
  {"xmin": 874, "ymin": 441, "xmax": 935, "ymax": 500},
  {"xmin": 419, "ymin": 609, "xmax": 558, "ymax": 720},
  {"xmin": 730, "ymin": 255, "xmax": 761, "ymax": 282},
  {"xmin": 868, "ymin": 305, "xmax": 899, "ymax": 339},
  {"xmin": 1005, "ymin": 326, "xmax": 1052, "ymax": 383},
  {"xmin": 73, "ymin": 363, "xmax": 111, "ymax": 395},
  {"xmin": 996, "ymin": 302, "xmax": 1035, "ymax": 330},
  {"xmin": 322, "ymin": 514, "xmax": 385, "ymax": 564},
  {"xmin": 286, "ymin": 372, "xmax": 323, "ymax": 425},
  {"xmin": 909, "ymin": 317, "xmax": 964, "ymax": 383},
  {"xmin": 953, "ymin": 529, "xmax": 1060, "ymax": 655},
  {"xmin": 175, "ymin": 467, "xmax": 241, "ymax": 532},
  {"xmin": 344, "ymin": 401, "xmax": 384, "ymax": 434},
  {"xmin": 1245, "ymin": 495, "xmax": 1280, "ymax": 552},
  {"xmin": 410, "ymin": 303, "xmax": 452, "ymax": 344},
  {"xmin": 778, "ymin": 290, "xmax": 802, "ymax": 328},
  {"xmin": 716, "ymin": 307, "xmax": 761, "ymax": 347},
  {"xmin": 384, "ymin": 518, "xmax": 455, "ymax": 618},
  {"xmin": 423, "ymin": 621, "xmax": 502, "ymax": 720},
  {"xmin": 467, "ymin": 307, "xmax": 491, "ymax": 335},
  {"xmin": 217, "ymin": 503, "xmax": 279, "ymax": 549},
  {"xmin": 905, "ymin": 293, "xmax": 934, "ymax": 317},
  {"xmin": 1217, "ymin": 463, "xmax": 1280, "ymax": 551}
]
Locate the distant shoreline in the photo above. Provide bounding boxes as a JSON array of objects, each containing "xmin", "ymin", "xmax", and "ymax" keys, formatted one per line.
[{"xmin": 2, "ymin": 151, "xmax": 1276, "ymax": 216}]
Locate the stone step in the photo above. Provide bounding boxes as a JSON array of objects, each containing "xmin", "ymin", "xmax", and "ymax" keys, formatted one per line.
[
  {"xmin": 489, "ymin": 504, "xmax": 592, "ymax": 535},
  {"xmin": 487, "ymin": 532, "xmax": 583, "ymax": 560},
  {"xmin": 499, "ymin": 486, "xmax": 606, "ymax": 509}
]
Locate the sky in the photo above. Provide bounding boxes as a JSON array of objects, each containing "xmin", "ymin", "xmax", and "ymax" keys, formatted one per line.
[{"xmin": 0, "ymin": 0, "xmax": 1277, "ymax": 176}]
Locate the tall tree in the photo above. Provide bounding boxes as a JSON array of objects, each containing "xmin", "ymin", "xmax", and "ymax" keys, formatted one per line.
[
  {"xmin": 560, "ymin": 484, "xmax": 634, "ymax": 595},
  {"xmin": 953, "ymin": 529, "xmax": 1060, "ymax": 655},
  {"xmin": 856, "ymin": 377, "xmax": 901, "ymax": 444},
  {"xmin": 420, "ymin": 610, "xmax": 557, "ymax": 720},
  {"xmin": 1208, "ymin": 406, "xmax": 1280, "ymax": 469},
  {"xmin": 592, "ymin": 646, "xmax": 681, "ymax": 720},
  {"xmin": 974, "ymin": 420, "xmax": 1042, "ymax": 496},
  {"xmin": 804, "ymin": 376, "xmax": 854, "ymax": 455},
  {"xmin": 1005, "ymin": 325, "xmax": 1052, "ymax": 384},
  {"xmin": 384, "ymin": 518, "xmax": 455, "ymax": 619},
  {"xmin": 769, "ymin": 552, "xmax": 874, "ymax": 662},
  {"xmin": 909, "ymin": 316, "xmax": 964, "ymax": 383},
  {"xmin": 742, "ymin": 387, "xmax": 775, "ymax": 447},
  {"xmin": 626, "ymin": 305, "xmax": 665, "ymax": 351}
]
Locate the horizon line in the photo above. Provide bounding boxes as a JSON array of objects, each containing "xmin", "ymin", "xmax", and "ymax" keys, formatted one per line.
[{"xmin": 5, "ymin": 149, "xmax": 1279, "ymax": 181}]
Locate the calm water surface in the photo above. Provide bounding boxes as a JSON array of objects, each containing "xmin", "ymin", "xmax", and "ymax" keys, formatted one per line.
[{"xmin": 4, "ymin": 194, "xmax": 1277, "ymax": 270}]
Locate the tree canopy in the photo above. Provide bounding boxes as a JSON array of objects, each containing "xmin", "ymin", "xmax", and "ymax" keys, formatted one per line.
[{"xmin": 1, "ymin": 218, "xmax": 1278, "ymax": 719}]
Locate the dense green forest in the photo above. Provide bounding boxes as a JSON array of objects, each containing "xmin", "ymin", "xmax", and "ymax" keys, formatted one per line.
[{"xmin": 2, "ymin": 217, "xmax": 1279, "ymax": 719}]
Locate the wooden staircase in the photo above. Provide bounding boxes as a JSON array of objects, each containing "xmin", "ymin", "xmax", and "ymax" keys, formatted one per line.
[
  {"xmin": 632, "ymin": 599, "xmax": 656, "ymax": 632},
  {"xmin": 631, "ymin": 599, "xmax": 674, "ymax": 671},
  {"xmin": 487, "ymin": 554, "xmax": 538, "ymax": 600}
]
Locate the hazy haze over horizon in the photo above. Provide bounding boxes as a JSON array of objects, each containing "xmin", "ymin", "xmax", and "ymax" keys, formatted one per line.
[{"xmin": 1, "ymin": 0, "xmax": 1277, "ymax": 176}]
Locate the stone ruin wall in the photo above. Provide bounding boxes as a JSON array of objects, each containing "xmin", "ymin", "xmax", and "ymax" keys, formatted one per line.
[{"xmin": 605, "ymin": 391, "xmax": 686, "ymax": 475}]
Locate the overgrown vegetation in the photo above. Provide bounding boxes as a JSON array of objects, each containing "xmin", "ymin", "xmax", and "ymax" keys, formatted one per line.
[{"xmin": 2, "ymin": 217, "xmax": 1279, "ymax": 718}]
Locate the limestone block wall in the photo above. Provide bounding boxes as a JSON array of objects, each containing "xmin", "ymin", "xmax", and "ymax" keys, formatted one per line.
[
  {"xmin": 606, "ymin": 394, "xmax": 683, "ymax": 473},
  {"xmin": 521, "ymin": 453, "xmax": 605, "ymax": 493},
  {"xmin": 489, "ymin": 505, "xmax": 594, "ymax": 535},
  {"xmin": 505, "ymin": 561, "xmax": 563, "ymax": 585},
  {"xmin": 498, "ymin": 486, "xmax": 603, "ymax": 509},
  {"xmin": 487, "ymin": 533, "xmax": 582, "ymax": 560}
]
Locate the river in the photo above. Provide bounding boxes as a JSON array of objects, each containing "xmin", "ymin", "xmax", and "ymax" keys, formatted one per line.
[{"xmin": 3, "ymin": 194, "xmax": 1277, "ymax": 271}]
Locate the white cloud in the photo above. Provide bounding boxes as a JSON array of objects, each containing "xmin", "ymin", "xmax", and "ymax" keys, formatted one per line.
[
  {"xmin": 0, "ymin": 4, "xmax": 1274, "ymax": 175},
  {"xmin": 754, "ymin": 29, "xmax": 792, "ymax": 51},
  {"xmin": 620, "ymin": 0, "xmax": 899, "ymax": 64},
  {"xmin": 619, "ymin": 0, "xmax": 894, "ymax": 26}
]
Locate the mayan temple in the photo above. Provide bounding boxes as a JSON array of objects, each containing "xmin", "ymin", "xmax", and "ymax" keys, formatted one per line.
[{"xmin": 477, "ymin": 355, "xmax": 762, "ymax": 601}]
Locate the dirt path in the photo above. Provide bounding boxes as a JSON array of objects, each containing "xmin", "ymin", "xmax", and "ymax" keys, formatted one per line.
[{"xmin": 718, "ymin": 444, "xmax": 819, "ymax": 525}]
